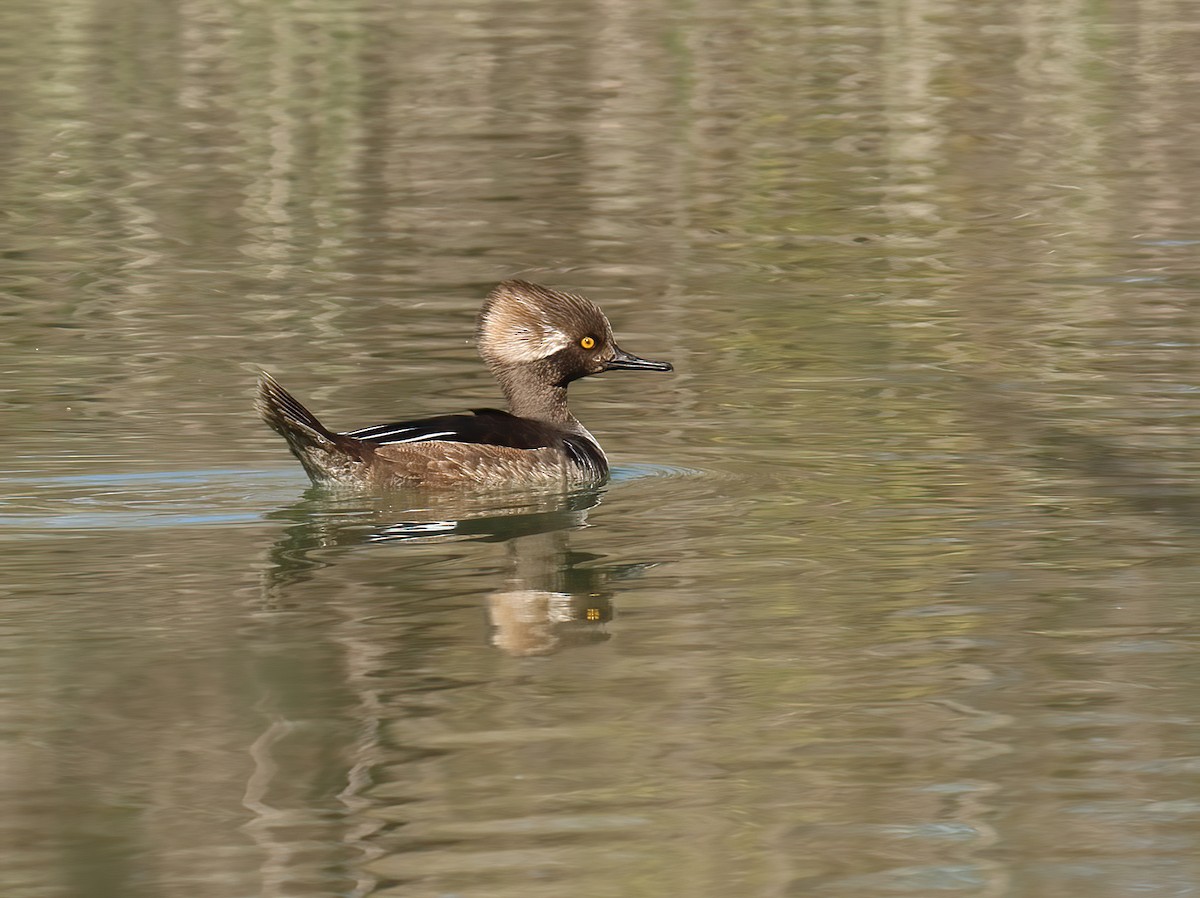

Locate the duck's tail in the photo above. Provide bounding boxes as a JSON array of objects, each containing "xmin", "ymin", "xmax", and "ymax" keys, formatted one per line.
[{"xmin": 256, "ymin": 372, "xmax": 365, "ymax": 483}]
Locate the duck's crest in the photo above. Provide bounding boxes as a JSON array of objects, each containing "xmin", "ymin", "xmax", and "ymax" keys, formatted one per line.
[{"xmin": 476, "ymin": 280, "xmax": 610, "ymax": 366}]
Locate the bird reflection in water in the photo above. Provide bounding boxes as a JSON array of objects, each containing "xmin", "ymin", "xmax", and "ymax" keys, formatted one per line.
[
  {"xmin": 259, "ymin": 484, "xmax": 656, "ymax": 655},
  {"xmin": 483, "ymin": 531, "xmax": 640, "ymax": 656}
]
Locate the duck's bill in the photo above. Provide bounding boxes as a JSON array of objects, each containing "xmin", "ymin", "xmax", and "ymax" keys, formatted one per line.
[{"xmin": 604, "ymin": 346, "xmax": 673, "ymax": 372}]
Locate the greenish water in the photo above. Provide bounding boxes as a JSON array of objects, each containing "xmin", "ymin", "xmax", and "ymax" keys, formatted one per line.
[{"xmin": 3, "ymin": 2, "xmax": 1200, "ymax": 897}]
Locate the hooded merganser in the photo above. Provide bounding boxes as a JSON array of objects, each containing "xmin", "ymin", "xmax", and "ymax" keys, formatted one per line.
[{"xmin": 257, "ymin": 280, "xmax": 673, "ymax": 488}]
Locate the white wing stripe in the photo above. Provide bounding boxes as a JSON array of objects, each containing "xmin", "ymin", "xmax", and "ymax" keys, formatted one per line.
[
  {"xmin": 344, "ymin": 424, "xmax": 417, "ymax": 438},
  {"xmin": 377, "ymin": 430, "xmax": 457, "ymax": 444}
]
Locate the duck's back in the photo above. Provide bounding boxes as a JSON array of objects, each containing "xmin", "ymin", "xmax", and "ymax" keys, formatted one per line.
[
  {"xmin": 259, "ymin": 374, "xmax": 609, "ymax": 489},
  {"xmin": 354, "ymin": 409, "xmax": 608, "ymax": 488}
]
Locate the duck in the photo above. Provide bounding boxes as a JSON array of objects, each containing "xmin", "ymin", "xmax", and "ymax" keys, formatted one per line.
[{"xmin": 257, "ymin": 280, "xmax": 673, "ymax": 488}]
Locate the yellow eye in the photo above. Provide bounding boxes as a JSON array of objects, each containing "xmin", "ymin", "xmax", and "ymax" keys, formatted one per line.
[{"xmin": 580, "ymin": 336, "xmax": 595, "ymax": 350}]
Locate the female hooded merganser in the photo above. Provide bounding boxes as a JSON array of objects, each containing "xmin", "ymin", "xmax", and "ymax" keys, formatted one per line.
[{"xmin": 257, "ymin": 280, "xmax": 673, "ymax": 489}]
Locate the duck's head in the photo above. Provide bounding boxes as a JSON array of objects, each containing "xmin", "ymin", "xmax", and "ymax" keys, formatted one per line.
[{"xmin": 476, "ymin": 280, "xmax": 672, "ymax": 387}]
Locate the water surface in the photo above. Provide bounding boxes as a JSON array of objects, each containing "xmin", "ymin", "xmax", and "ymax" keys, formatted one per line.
[{"xmin": 3, "ymin": 2, "xmax": 1200, "ymax": 897}]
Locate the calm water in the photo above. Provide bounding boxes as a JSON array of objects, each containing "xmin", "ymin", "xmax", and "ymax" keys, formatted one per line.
[{"xmin": 3, "ymin": 2, "xmax": 1200, "ymax": 896}]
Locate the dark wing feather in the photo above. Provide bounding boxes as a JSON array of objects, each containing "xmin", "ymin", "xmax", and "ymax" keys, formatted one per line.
[
  {"xmin": 563, "ymin": 434, "xmax": 608, "ymax": 482},
  {"xmin": 343, "ymin": 409, "xmax": 559, "ymax": 450}
]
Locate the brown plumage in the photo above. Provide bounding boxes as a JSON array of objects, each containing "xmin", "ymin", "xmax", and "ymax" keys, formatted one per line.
[{"xmin": 257, "ymin": 280, "xmax": 673, "ymax": 489}]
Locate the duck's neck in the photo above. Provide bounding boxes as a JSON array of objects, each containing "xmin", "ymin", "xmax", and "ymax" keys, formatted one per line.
[{"xmin": 495, "ymin": 367, "xmax": 579, "ymax": 428}]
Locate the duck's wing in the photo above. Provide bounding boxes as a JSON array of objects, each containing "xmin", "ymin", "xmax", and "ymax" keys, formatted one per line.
[
  {"xmin": 350, "ymin": 410, "xmax": 608, "ymax": 486},
  {"xmin": 343, "ymin": 409, "xmax": 557, "ymax": 450}
]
